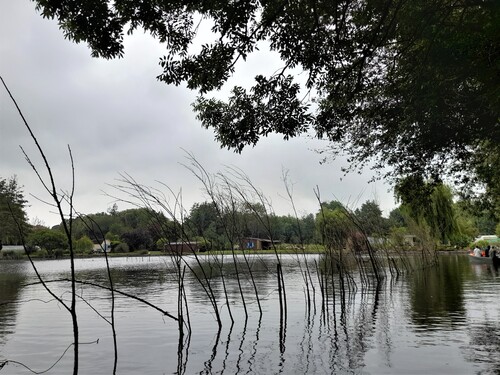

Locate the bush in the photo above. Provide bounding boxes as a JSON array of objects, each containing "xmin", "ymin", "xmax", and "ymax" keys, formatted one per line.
[
  {"xmin": 449, "ymin": 233, "xmax": 471, "ymax": 249},
  {"xmin": 156, "ymin": 238, "xmax": 168, "ymax": 251},
  {"xmin": 25, "ymin": 245, "xmax": 39, "ymax": 254},
  {"xmin": 110, "ymin": 241, "xmax": 121, "ymax": 251},
  {"xmin": 31, "ymin": 249, "xmax": 49, "ymax": 258},
  {"xmin": 75, "ymin": 236, "xmax": 94, "ymax": 253},
  {"xmin": 470, "ymin": 240, "xmax": 489, "ymax": 249},
  {"xmin": 112, "ymin": 242, "xmax": 129, "ymax": 253},
  {"xmin": 1, "ymin": 250, "xmax": 21, "ymax": 259},
  {"xmin": 120, "ymin": 228, "xmax": 153, "ymax": 251},
  {"xmin": 28, "ymin": 229, "xmax": 67, "ymax": 252},
  {"xmin": 193, "ymin": 236, "xmax": 211, "ymax": 252}
]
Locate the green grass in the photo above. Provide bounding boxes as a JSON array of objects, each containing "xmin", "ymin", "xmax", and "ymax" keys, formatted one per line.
[{"xmin": 1, "ymin": 244, "xmax": 327, "ymax": 260}]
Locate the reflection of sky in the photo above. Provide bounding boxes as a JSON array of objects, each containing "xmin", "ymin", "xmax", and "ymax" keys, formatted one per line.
[
  {"xmin": 464, "ymin": 264, "xmax": 500, "ymax": 321},
  {"xmin": 1, "ymin": 254, "xmax": 499, "ymax": 374}
]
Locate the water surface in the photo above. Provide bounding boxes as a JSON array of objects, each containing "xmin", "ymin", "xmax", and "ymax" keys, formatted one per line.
[{"xmin": 1, "ymin": 253, "xmax": 499, "ymax": 374}]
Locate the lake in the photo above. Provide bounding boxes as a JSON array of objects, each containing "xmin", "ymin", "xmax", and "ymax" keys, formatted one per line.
[{"xmin": 1, "ymin": 253, "xmax": 499, "ymax": 374}]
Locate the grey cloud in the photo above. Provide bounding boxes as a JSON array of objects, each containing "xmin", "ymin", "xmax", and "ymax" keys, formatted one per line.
[{"xmin": 0, "ymin": 1, "xmax": 396, "ymax": 227}]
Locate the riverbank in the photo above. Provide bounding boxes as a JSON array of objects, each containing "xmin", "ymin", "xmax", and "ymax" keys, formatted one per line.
[
  {"xmin": 0, "ymin": 248, "xmax": 324, "ymax": 260},
  {"xmin": 0, "ymin": 246, "xmax": 469, "ymax": 261}
]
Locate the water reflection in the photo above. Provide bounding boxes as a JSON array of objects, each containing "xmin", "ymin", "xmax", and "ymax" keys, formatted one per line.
[
  {"xmin": 186, "ymin": 255, "xmax": 275, "ymax": 302},
  {"xmin": 409, "ymin": 254, "xmax": 468, "ymax": 329},
  {"xmin": 1, "ymin": 254, "xmax": 500, "ymax": 374},
  {"xmin": 467, "ymin": 323, "xmax": 500, "ymax": 374},
  {"xmin": 0, "ymin": 262, "xmax": 29, "ymax": 346}
]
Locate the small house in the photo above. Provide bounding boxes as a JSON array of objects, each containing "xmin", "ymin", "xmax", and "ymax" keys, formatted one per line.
[
  {"xmin": 240, "ymin": 237, "xmax": 279, "ymax": 250},
  {"xmin": 93, "ymin": 240, "xmax": 112, "ymax": 253},
  {"xmin": 403, "ymin": 235, "xmax": 419, "ymax": 246}
]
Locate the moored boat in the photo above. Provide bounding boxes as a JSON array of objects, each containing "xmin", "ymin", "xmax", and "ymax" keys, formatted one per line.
[{"xmin": 468, "ymin": 254, "xmax": 499, "ymax": 264}]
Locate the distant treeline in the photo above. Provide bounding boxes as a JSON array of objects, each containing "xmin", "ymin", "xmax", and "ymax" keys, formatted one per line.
[{"xmin": 2, "ymin": 172, "xmax": 499, "ymax": 254}]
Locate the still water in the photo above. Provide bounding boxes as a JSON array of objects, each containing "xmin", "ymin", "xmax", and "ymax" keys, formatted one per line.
[{"xmin": 0, "ymin": 254, "xmax": 499, "ymax": 374}]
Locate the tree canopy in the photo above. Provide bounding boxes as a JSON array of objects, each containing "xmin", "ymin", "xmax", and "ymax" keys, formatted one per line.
[
  {"xmin": 354, "ymin": 200, "xmax": 388, "ymax": 236},
  {"xmin": 395, "ymin": 177, "xmax": 458, "ymax": 244},
  {"xmin": 32, "ymin": 0, "xmax": 499, "ymax": 192},
  {"xmin": 0, "ymin": 176, "xmax": 29, "ymax": 245},
  {"xmin": 27, "ymin": 228, "xmax": 67, "ymax": 252},
  {"xmin": 316, "ymin": 201, "xmax": 354, "ymax": 248}
]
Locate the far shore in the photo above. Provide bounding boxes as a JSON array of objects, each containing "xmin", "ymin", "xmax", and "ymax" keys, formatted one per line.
[{"xmin": 0, "ymin": 247, "xmax": 470, "ymax": 261}]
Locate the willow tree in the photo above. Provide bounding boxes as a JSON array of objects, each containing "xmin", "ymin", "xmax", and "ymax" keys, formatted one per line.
[
  {"xmin": 316, "ymin": 202, "xmax": 353, "ymax": 250},
  {"xmin": 395, "ymin": 177, "xmax": 458, "ymax": 244},
  {"xmin": 31, "ymin": 0, "xmax": 499, "ymax": 195}
]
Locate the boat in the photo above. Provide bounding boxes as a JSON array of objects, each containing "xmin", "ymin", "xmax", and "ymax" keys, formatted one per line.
[{"xmin": 468, "ymin": 254, "xmax": 499, "ymax": 265}]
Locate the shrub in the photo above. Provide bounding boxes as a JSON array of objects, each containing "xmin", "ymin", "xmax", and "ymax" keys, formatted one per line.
[
  {"xmin": 75, "ymin": 236, "xmax": 94, "ymax": 253},
  {"xmin": 110, "ymin": 241, "xmax": 121, "ymax": 251},
  {"xmin": 449, "ymin": 233, "xmax": 471, "ymax": 249},
  {"xmin": 471, "ymin": 240, "xmax": 489, "ymax": 249},
  {"xmin": 156, "ymin": 238, "xmax": 168, "ymax": 251},
  {"xmin": 32, "ymin": 249, "xmax": 49, "ymax": 258},
  {"xmin": 28, "ymin": 229, "xmax": 67, "ymax": 252},
  {"xmin": 113, "ymin": 242, "xmax": 129, "ymax": 253},
  {"xmin": 25, "ymin": 245, "xmax": 39, "ymax": 254},
  {"xmin": 2, "ymin": 250, "xmax": 21, "ymax": 259}
]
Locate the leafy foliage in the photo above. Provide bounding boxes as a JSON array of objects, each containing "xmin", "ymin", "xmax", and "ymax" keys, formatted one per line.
[
  {"xmin": 316, "ymin": 201, "xmax": 354, "ymax": 248},
  {"xmin": 455, "ymin": 199, "xmax": 498, "ymax": 235},
  {"xmin": 0, "ymin": 176, "xmax": 29, "ymax": 245},
  {"xmin": 354, "ymin": 200, "xmax": 388, "ymax": 236},
  {"xmin": 387, "ymin": 207, "xmax": 407, "ymax": 229},
  {"xmin": 32, "ymin": 0, "xmax": 499, "ymax": 191},
  {"xmin": 112, "ymin": 242, "xmax": 129, "ymax": 253},
  {"xmin": 184, "ymin": 201, "xmax": 315, "ymax": 249},
  {"xmin": 75, "ymin": 235, "xmax": 94, "ymax": 254},
  {"xmin": 32, "ymin": 193, "xmax": 494, "ymax": 252},
  {"xmin": 395, "ymin": 178, "xmax": 458, "ymax": 244},
  {"xmin": 64, "ymin": 208, "xmax": 167, "ymax": 245},
  {"xmin": 470, "ymin": 143, "xmax": 500, "ymax": 217},
  {"xmin": 452, "ymin": 206, "xmax": 479, "ymax": 247},
  {"xmin": 121, "ymin": 228, "xmax": 153, "ymax": 251},
  {"xmin": 27, "ymin": 228, "xmax": 67, "ymax": 252}
]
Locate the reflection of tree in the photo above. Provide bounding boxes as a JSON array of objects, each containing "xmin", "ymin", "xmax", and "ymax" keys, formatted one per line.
[
  {"xmin": 409, "ymin": 255, "xmax": 469, "ymax": 328},
  {"xmin": 185, "ymin": 256, "xmax": 274, "ymax": 306},
  {"xmin": 332, "ymin": 285, "xmax": 384, "ymax": 372},
  {"xmin": 76, "ymin": 265, "xmax": 178, "ymax": 290},
  {"xmin": 0, "ymin": 266, "xmax": 27, "ymax": 346}
]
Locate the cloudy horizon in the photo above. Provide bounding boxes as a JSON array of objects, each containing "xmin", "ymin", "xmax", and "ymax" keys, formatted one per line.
[{"xmin": 0, "ymin": 1, "xmax": 396, "ymax": 227}]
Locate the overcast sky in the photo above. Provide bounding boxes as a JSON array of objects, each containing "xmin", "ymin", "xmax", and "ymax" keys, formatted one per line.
[{"xmin": 0, "ymin": 1, "xmax": 396, "ymax": 227}]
